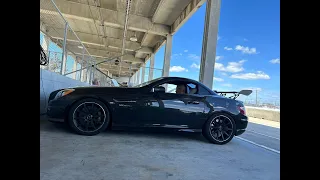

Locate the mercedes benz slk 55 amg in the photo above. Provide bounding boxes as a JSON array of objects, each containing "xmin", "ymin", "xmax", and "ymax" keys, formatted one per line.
[{"xmin": 47, "ymin": 77, "xmax": 251, "ymax": 145}]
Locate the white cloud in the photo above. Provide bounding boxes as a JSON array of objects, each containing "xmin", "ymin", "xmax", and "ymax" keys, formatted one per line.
[
  {"xmin": 270, "ymin": 58, "xmax": 280, "ymax": 64},
  {"xmin": 222, "ymin": 83, "xmax": 232, "ymax": 87},
  {"xmin": 221, "ymin": 72, "xmax": 228, "ymax": 76},
  {"xmin": 184, "ymin": 50, "xmax": 188, "ymax": 53},
  {"xmin": 216, "ymin": 56, "xmax": 223, "ymax": 61},
  {"xmin": 188, "ymin": 54, "xmax": 201, "ymax": 61},
  {"xmin": 243, "ymin": 87, "xmax": 262, "ymax": 91},
  {"xmin": 224, "ymin": 46, "xmax": 233, "ymax": 51},
  {"xmin": 235, "ymin": 45, "xmax": 257, "ymax": 54},
  {"xmin": 190, "ymin": 63, "xmax": 200, "ymax": 69},
  {"xmin": 169, "ymin": 66, "xmax": 188, "ymax": 72},
  {"xmin": 214, "ymin": 77, "xmax": 224, "ymax": 82},
  {"xmin": 230, "ymin": 71, "xmax": 270, "ymax": 80},
  {"xmin": 215, "ymin": 60, "xmax": 246, "ymax": 73}
]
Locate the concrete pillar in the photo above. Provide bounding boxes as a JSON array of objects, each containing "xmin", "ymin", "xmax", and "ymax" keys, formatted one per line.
[
  {"xmin": 61, "ymin": 51, "xmax": 68, "ymax": 75},
  {"xmin": 162, "ymin": 34, "xmax": 173, "ymax": 77},
  {"xmin": 199, "ymin": 0, "xmax": 221, "ymax": 89},
  {"xmin": 81, "ymin": 69, "xmax": 87, "ymax": 82},
  {"xmin": 136, "ymin": 69, "xmax": 140, "ymax": 84},
  {"xmin": 149, "ymin": 53, "xmax": 155, "ymax": 81},
  {"xmin": 41, "ymin": 35, "xmax": 50, "ymax": 70},
  {"xmin": 42, "ymin": 35, "xmax": 50, "ymax": 53},
  {"xmin": 60, "ymin": 23, "xmax": 68, "ymax": 75},
  {"xmin": 72, "ymin": 60, "xmax": 77, "ymax": 79},
  {"xmin": 141, "ymin": 64, "xmax": 145, "ymax": 83}
]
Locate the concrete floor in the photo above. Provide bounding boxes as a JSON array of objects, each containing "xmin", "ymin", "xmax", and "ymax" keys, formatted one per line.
[{"xmin": 40, "ymin": 118, "xmax": 280, "ymax": 180}]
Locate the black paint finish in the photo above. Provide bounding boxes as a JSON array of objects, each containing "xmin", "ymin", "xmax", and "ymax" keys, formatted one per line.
[{"xmin": 47, "ymin": 77, "xmax": 248, "ymax": 134}]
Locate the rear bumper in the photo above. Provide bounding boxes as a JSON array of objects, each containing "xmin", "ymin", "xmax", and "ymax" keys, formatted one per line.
[
  {"xmin": 233, "ymin": 114, "xmax": 248, "ymax": 136},
  {"xmin": 235, "ymin": 129, "xmax": 246, "ymax": 136}
]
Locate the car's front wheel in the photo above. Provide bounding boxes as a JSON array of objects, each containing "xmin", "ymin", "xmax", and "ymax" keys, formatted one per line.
[
  {"xmin": 68, "ymin": 98, "xmax": 110, "ymax": 136},
  {"xmin": 202, "ymin": 113, "xmax": 236, "ymax": 145}
]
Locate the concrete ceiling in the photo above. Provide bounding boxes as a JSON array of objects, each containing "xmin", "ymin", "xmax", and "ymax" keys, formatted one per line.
[{"xmin": 40, "ymin": 0, "xmax": 205, "ymax": 77}]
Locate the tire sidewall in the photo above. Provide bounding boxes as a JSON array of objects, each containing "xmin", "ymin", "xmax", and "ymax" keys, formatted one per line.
[
  {"xmin": 68, "ymin": 98, "xmax": 110, "ymax": 136},
  {"xmin": 203, "ymin": 112, "xmax": 236, "ymax": 145}
]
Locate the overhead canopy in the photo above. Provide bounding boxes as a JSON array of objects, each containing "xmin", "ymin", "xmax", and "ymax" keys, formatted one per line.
[{"xmin": 40, "ymin": 0, "xmax": 205, "ymax": 77}]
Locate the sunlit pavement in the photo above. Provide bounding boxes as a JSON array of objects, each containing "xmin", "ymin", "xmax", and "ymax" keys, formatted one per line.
[{"xmin": 40, "ymin": 117, "xmax": 280, "ymax": 180}]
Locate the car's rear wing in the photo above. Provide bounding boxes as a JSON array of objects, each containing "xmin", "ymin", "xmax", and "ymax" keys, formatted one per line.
[{"xmin": 214, "ymin": 90, "xmax": 253, "ymax": 100}]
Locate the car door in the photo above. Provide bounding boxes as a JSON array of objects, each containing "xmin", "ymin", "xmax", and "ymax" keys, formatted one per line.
[{"xmin": 135, "ymin": 82, "xmax": 206, "ymax": 129}]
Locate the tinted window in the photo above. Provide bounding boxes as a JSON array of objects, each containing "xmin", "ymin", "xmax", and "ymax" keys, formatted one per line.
[{"xmin": 198, "ymin": 86, "xmax": 212, "ymax": 95}]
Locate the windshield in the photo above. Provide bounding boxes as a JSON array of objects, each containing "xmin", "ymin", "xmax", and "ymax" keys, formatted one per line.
[{"xmin": 133, "ymin": 77, "xmax": 164, "ymax": 88}]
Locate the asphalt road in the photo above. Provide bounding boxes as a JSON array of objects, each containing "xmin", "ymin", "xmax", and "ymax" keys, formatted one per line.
[{"xmin": 40, "ymin": 117, "xmax": 280, "ymax": 180}]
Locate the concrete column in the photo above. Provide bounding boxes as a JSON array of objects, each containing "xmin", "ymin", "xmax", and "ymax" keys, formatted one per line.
[
  {"xmin": 61, "ymin": 51, "xmax": 68, "ymax": 75},
  {"xmin": 162, "ymin": 34, "xmax": 173, "ymax": 77},
  {"xmin": 81, "ymin": 69, "xmax": 87, "ymax": 82},
  {"xmin": 136, "ymin": 69, "xmax": 140, "ymax": 84},
  {"xmin": 41, "ymin": 35, "xmax": 50, "ymax": 70},
  {"xmin": 72, "ymin": 60, "xmax": 77, "ymax": 79},
  {"xmin": 60, "ymin": 23, "xmax": 68, "ymax": 75},
  {"xmin": 199, "ymin": 0, "xmax": 221, "ymax": 89},
  {"xmin": 79, "ymin": 64, "xmax": 82, "ymax": 81},
  {"xmin": 141, "ymin": 64, "xmax": 145, "ymax": 83},
  {"xmin": 149, "ymin": 53, "xmax": 155, "ymax": 81}
]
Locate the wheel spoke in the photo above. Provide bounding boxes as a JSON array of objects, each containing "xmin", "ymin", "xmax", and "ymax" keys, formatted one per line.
[
  {"xmin": 225, "ymin": 127, "xmax": 232, "ymax": 131},
  {"xmin": 90, "ymin": 121, "xmax": 96, "ymax": 129},
  {"xmin": 221, "ymin": 131, "xmax": 225, "ymax": 140},
  {"xmin": 223, "ymin": 131, "xmax": 230, "ymax": 137}
]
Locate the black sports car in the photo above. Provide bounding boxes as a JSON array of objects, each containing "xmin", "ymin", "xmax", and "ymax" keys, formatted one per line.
[{"xmin": 46, "ymin": 77, "xmax": 252, "ymax": 145}]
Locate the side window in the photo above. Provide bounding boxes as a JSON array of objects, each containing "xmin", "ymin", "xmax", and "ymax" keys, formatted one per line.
[
  {"xmin": 198, "ymin": 85, "xmax": 211, "ymax": 95},
  {"xmin": 160, "ymin": 83, "xmax": 178, "ymax": 93},
  {"xmin": 187, "ymin": 83, "xmax": 198, "ymax": 94}
]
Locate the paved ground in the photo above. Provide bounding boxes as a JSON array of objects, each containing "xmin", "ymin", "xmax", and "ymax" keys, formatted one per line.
[{"xmin": 40, "ymin": 117, "xmax": 280, "ymax": 180}]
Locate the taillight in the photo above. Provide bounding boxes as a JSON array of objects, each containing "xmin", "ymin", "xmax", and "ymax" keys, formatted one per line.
[{"xmin": 238, "ymin": 106, "xmax": 246, "ymax": 115}]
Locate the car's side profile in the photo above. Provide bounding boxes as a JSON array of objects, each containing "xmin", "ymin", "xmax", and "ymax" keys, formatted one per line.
[{"xmin": 46, "ymin": 77, "xmax": 250, "ymax": 145}]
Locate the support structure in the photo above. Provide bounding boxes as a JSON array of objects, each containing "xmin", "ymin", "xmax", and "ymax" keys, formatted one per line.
[
  {"xmin": 199, "ymin": 0, "xmax": 221, "ymax": 89},
  {"xmin": 72, "ymin": 61, "xmax": 77, "ymax": 79},
  {"xmin": 162, "ymin": 34, "xmax": 172, "ymax": 77},
  {"xmin": 41, "ymin": 34, "xmax": 50, "ymax": 70},
  {"xmin": 60, "ymin": 23, "xmax": 68, "ymax": 75},
  {"xmin": 136, "ymin": 69, "xmax": 140, "ymax": 84},
  {"xmin": 148, "ymin": 53, "xmax": 155, "ymax": 81},
  {"xmin": 141, "ymin": 64, "xmax": 145, "ymax": 83}
]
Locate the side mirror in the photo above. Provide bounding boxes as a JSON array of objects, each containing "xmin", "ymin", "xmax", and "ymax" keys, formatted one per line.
[{"xmin": 153, "ymin": 86, "xmax": 165, "ymax": 93}]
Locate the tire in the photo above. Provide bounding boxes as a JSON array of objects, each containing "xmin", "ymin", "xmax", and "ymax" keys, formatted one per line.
[
  {"xmin": 202, "ymin": 113, "xmax": 236, "ymax": 145},
  {"xmin": 67, "ymin": 98, "xmax": 110, "ymax": 136}
]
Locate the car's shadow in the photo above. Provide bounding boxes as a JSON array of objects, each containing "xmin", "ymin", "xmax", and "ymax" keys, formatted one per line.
[{"xmin": 40, "ymin": 118, "xmax": 209, "ymax": 143}]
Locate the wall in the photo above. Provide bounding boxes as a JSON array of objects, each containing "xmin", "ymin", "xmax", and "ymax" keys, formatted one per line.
[
  {"xmin": 245, "ymin": 106, "xmax": 280, "ymax": 122},
  {"xmin": 40, "ymin": 68, "xmax": 89, "ymax": 114}
]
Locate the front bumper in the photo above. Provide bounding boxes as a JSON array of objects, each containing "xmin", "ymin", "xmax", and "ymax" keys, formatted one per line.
[{"xmin": 46, "ymin": 99, "xmax": 69, "ymax": 122}]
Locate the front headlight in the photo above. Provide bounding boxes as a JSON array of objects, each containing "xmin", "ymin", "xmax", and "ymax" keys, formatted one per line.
[{"xmin": 55, "ymin": 89, "xmax": 75, "ymax": 99}]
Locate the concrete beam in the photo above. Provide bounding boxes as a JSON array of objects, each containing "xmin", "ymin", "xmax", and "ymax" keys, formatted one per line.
[
  {"xmin": 171, "ymin": 0, "xmax": 206, "ymax": 34},
  {"xmin": 40, "ymin": 0, "xmax": 170, "ymax": 36},
  {"xmin": 46, "ymin": 27, "xmax": 153, "ymax": 53}
]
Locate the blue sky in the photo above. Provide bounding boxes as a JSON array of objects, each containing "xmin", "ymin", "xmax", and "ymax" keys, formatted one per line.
[{"xmin": 145, "ymin": 0, "xmax": 280, "ymax": 105}]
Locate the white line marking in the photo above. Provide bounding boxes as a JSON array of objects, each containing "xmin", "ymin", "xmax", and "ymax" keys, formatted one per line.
[
  {"xmin": 246, "ymin": 130, "xmax": 280, "ymax": 140},
  {"xmin": 235, "ymin": 136, "xmax": 280, "ymax": 154}
]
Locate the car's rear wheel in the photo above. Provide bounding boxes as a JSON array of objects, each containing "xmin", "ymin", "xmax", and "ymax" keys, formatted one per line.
[
  {"xmin": 68, "ymin": 98, "xmax": 110, "ymax": 136},
  {"xmin": 202, "ymin": 113, "xmax": 236, "ymax": 145}
]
